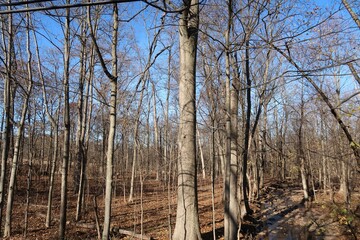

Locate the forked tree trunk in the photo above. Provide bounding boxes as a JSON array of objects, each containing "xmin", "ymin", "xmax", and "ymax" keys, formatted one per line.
[{"xmin": 172, "ymin": 1, "xmax": 201, "ymax": 239}]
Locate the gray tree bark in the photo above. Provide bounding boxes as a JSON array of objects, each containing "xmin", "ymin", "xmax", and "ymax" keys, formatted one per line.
[
  {"xmin": 0, "ymin": 5, "xmax": 12, "ymax": 232},
  {"xmin": 298, "ymin": 97, "xmax": 309, "ymax": 201},
  {"xmin": 242, "ymin": 37, "xmax": 253, "ymax": 215},
  {"xmin": 88, "ymin": 3, "xmax": 118, "ymax": 239},
  {"xmin": 224, "ymin": 1, "xmax": 240, "ymax": 238},
  {"xmin": 172, "ymin": 1, "xmax": 202, "ymax": 239},
  {"xmin": 3, "ymin": 11, "xmax": 33, "ymax": 236},
  {"xmin": 59, "ymin": 2, "xmax": 71, "ymax": 238},
  {"xmin": 342, "ymin": 0, "xmax": 360, "ymax": 29}
]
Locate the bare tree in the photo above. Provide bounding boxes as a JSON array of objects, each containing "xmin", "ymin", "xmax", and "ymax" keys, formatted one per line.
[
  {"xmin": 59, "ymin": 2, "xmax": 71, "ymax": 238},
  {"xmin": 172, "ymin": 0, "xmax": 202, "ymax": 239},
  {"xmin": 224, "ymin": 0, "xmax": 240, "ymax": 238},
  {"xmin": 88, "ymin": 3, "xmax": 118, "ymax": 239},
  {"xmin": 0, "ymin": 3, "xmax": 13, "ymax": 232},
  {"xmin": 32, "ymin": 21, "xmax": 62, "ymax": 228},
  {"xmin": 3, "ymin": 8, "xmax": 34, "ymax": 236}
]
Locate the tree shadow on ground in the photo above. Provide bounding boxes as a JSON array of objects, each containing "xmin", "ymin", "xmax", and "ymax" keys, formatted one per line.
[
  {"xmin": 201, "ymin": 226, "xmax": 224, "ymax": 240},
  {"xmin": 201, "ymin": 198, "xmax": 307, "ymax": 239}
]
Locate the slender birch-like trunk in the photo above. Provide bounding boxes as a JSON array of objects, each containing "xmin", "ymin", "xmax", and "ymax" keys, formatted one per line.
[
  {"xmin": 3, "ymin": 10, "xmax": 33, "ymax": 235},
  {"xmin": 59, "ymin": 2, "xmax": 71, "ymax": 238},
  {"xmin": 88, "ymin": 3, "xmax": 118, "ymax": 239},
  {"xmin": 0, "ymin": 4, "xmax": 13, "ymax": 231}
]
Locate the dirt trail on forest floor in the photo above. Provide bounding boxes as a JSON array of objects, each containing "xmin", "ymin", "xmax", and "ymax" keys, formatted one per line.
[{"xmin": 250, "ymin": 182, "xmax": 360, "ymax": 240}]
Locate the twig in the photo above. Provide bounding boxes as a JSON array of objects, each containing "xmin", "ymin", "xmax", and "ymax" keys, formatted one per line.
[{"xmin": 93, "ymin": 195, "xmax": 101, "ymax": 240}]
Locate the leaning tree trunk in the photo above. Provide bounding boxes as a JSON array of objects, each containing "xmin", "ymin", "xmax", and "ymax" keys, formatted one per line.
[
  {"xmin": 34, "ymin": 20, "xmax": 61, "ymax": 228},
  {"xmin": 3, "ymin": 12, "xmax": 33, "ymax": 234},
  {"xmin": 269, "ymin": 42, "xmax": 360, "ymax": 173},
  {"xmin": 3, "ymin": 85, "xmax": 32, "ymax": 237},
  {"xmin": 342, "ymin": 0, "xmax": 360, "ymax": 29},
  {"xmin": 172, "ymin": 1, "xmax": 202, "ymax": 239},
  {"xmin": 88, "ymin": 3, "xmax": 118, "ymax": 239}
]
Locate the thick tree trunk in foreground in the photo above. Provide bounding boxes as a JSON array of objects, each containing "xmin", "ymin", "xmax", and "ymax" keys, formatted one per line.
[
  {"xmin": 172, "ymin": 1, "xmax": 202, "ymax": 239},
  {"xmin": 224, "ymin": 1, "xmax": 240, "ymax": 238}
]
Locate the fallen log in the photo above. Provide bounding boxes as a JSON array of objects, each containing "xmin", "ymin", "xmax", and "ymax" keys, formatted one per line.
[
  {"xmin": 75, "ymin": 222, "xmax": 96, "ymax": 229},
  {"xmin": 112, "ymin": 227, "xmax": 153, "ymax": 240}
]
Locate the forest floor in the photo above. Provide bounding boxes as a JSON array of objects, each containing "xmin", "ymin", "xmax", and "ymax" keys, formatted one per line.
[{"xmin": 5, "ymin": 169, "xmax": 360, "ymax": 239}]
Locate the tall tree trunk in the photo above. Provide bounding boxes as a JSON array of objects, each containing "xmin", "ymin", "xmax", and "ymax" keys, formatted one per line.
[
  {"xmin": 3, "ymin": 89, "xmax": 32, "ymax": 237},
  {"xmin": 3, "ymin": 11, "xmax": 33, "ymax": 234},
  {"xmin": 24, "ymin": 107, "xmax": 35, "ymax": 237},
  {"xmin": 172, "ymin": 1, "xmax": 201, "ymax": 239},
  {"xmin": 164, "ymin": 49, "xmax": 171, "ymax": 183},
  {"xmin": 59, "ymin": 3, "xmax": 71, "ymax": 238},
  {"xmin": 75, "ymin": 16, "xmax": 89, "ymax": 221},
  {"xmin": 152, "ymin": 83, "xmax": 160, "ymax": 180},
  {"xmin": 34, "ymin": 22, "xmax": 61, "ymax": 227},
  {"xmin": 129, "ymin": 80, "xmax": 146, "ymax": 202},
  {"xmin": 74, "ymin": 17, "xmax": 87, "ymax": 195},
  {"xmin": 298, "ymin": 92, "xmax": 309, "ymax": 201},
  {"xmin": 242, "ymin": 36, "xmax": 252, "ymax": 215},
  {"xmin": 0, "ymin": 4, "xmax": 13, "ymax": 231},
  {"xmin": 88, "ymin": 3, "xmax": 118, "ymax": 239},
  {"xmin": 260, "ymin": 104, "xmax": 267, "ymax": 189},
  {"xmin": 224, "ymin": 0, "xmax": 240, "ymax": 238}
]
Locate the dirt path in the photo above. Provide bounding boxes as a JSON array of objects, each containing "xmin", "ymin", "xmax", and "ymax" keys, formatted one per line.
[{"xmin": 252, "ymin": 182, "xmax": 360, "ymax": 240}]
